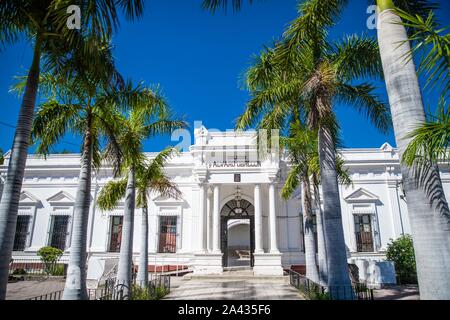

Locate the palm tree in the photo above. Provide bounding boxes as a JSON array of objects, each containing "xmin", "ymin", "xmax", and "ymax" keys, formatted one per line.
[
  {"xmin": 281, "ymin": 122, "xmax": 321, "ymax": 283},
  {"xmin": 98, "ymin": 147, "xmax": 182, "ymax": 289},
  {"xmin": 376, "ymin": 0, "xmax": 450, "ymax": 299},
  {"xmin": 237, "ymin": 1, "xmax": 390, "ymax": 299},
  {"xmin": 0, "ymin": 0, "xmax": 144, "ymax": 299},
  {"xmin": 30, "ymin": 51, "xmax": 147, "ymax": 300},
  {"xmin": 0, "ymin": 149, "xmax": 4, "ymax": 166},
  {"xmin": 281, "ymin": 121, "xmax": 352, "ymax": 285},
  {"xmin": 97, "ymin": 103, "xmax": 186, "ymax": 299}
]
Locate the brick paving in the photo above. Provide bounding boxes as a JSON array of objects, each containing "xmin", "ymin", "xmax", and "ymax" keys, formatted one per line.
[
  {"xmin": 6, "ymin": 278, "xmax": 66, "ymax": 300},
  {"xmin": 164, "ymin": 278, "xmax": 304, "ymax": 300},
  {"xmin": 373, "ymin": 285, "xmax": 420, "ymax": 300}
]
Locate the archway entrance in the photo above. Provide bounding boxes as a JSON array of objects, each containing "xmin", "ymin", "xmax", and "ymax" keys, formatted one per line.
[{"xmin": 220, "ymin": 198, "xmax": 255, "ymax": 268}]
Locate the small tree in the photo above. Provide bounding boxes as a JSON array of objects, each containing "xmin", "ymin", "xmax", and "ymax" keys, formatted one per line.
[
  {"xmin": 386, "ymin": 235, "xmax": 417, "ymax": 284},
  {"xmin": 37, "ymin": 247, "xmax": 64, "ymax": 276}
]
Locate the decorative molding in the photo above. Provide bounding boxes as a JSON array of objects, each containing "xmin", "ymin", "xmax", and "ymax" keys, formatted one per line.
[
  {"xmin": 46, "ymin": 191, "xmax": 75, "ymax": 205},
  {"xmin": 19, "ymin": 191, "xmax": 40, "ymax": 205},
  {"xmin": 344, "ymin": 188, "xmax": 380, "ymax": 203}
]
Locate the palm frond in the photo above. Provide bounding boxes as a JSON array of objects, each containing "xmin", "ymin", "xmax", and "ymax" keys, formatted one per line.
[
  {"xmin": 32, "ymin": 100, "xmax": 81, "ymax": 155},
  {"xmin": 97, "ymin": 178, "xmax": 128, "ymax": 211},
  {"xmin": 145, "ymin": 119, "xmax": 188, "ymax": 137},
  {"xmin": 202, "ymin": 0, "xmax": 256, "ymax": 13},
  {"xmin": 94, "ymin": 108, "xmax": 125, "ymax": 175},
  {"xmin": 392, "ymin": 0, "xmax": 439, "ymax": 21},
  {"xmin": 335, "ymin": 83, "xmax": 392, "ymax": 134},
  {"xmin": 396, "ymin": 8, "xmax": 449, "ymax": 97},
  {"xmin": 282, "ymin": 0, "xmax": 348, "ymax": 51},
  {"xmin": 336, "ymin": 155, "xmax": 352, "ymax": 186},
  {"xmin": 331, "ymin": 34, "xmax": 383, "ymax": 81},
  {"xmin": 402, "ymin": 100, "xmax": 450, "ymax": 166},
  {"xmin": 281, "ymin": 164, "xmax": 302, "ymax": 200}
]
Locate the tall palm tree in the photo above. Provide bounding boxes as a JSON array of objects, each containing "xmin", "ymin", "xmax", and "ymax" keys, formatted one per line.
[
  {"xmin": 0, "ymin": 0, "xmax": 144, "ymax": 299},
  {"xmin": 281, "ymin": 122, "xmax": 321, "ymax": 283},
  {"xmin": 30, "ymin": 54, "xmax": 147, "ymax": 300},
  {"xmin": 98, "ymin": 147, "xmax": 182, "ymax": 289},
  {"xmin": 376, "ymin": 0, "xmax": 450, "ymax": 299},
  {"xmin": 281, "ymin": 121, "xmax": 351, "ymax": 285},
  {"xmin": 97, "ymin": 103, "xmax": 186, "ymax": 298},
  {"xmin": 237, "ymin": 1, "xmax": 390, "ymax": 299}
]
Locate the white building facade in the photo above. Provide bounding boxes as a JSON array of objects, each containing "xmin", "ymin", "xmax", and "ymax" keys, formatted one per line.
[{"xmin": 2, "ymin": 127, "xmax": 449, "ymax": 282}]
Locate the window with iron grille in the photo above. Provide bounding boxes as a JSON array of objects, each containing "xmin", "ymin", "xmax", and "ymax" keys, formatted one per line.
[
  {"xmin": 158, "ymin": 216, "xmax": 177, "ymax": 253},
  {"xmin": 49, "ymin": 216, "xmax": 69, "ymax": 250},
  {"xmin": 109, "ymin": 216, "xmax": 123, "ymax": 253},
  {"xmin": 354, "ymin": 214, "xmax": 374, "ymax": 252},
  {"xmin": 13, "ymin": 216, "xmax": 31, "ymax": 251}
]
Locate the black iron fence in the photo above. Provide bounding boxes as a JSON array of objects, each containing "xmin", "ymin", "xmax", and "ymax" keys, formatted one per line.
[
  {"xmin": 289, "ymin": 270, "xmax": 373, "ymax": 300},
  {"xmin": 28, "ymin": 290, "xmax": 64, "ymax": 300},
  {"xmin": 26, "ymin": 274, "xmax": 171, "ymax": 301},
  {"xmin": 9, "ymin": 258, "xmax": 67, "ymax": 277}
]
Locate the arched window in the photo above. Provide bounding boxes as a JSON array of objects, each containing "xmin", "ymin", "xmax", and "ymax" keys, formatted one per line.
[{"xmin": 220, "ymin": 199, "xmax": 254, "ymax": 217}]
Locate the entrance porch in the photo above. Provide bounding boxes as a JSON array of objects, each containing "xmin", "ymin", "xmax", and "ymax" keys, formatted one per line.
[{"xmin": 193, "ymin": 183, "xmax": 283, "ymax": 276}]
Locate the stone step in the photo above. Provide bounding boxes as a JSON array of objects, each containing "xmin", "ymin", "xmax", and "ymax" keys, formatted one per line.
[{"xmin": 182, "ymin": 273, "xmax": 287, "ymax": 282}]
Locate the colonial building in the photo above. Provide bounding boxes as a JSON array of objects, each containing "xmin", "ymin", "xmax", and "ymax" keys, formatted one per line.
[{"xmin": 2, "ymin": 126, "xmax": 449, "ymax": 284}]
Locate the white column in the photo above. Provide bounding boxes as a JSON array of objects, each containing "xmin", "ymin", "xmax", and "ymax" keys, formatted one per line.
[
  {"xmin": 269, "ymin": 183, "xmax": 279, "ymax": 253},
  {"xmin": 206, "ymin": 191, "xmax": 212, "ymax": 252},
  {"xmin": 212, "ymin": 185, "xmax": 221, "ymax": 253},
  {"xmin": 198, "ymin": 184, "xmax": 207, "ymax": 252},
  {"xmin": 254, "ymin": 184, "xmax": 263, "ymax": 253}
]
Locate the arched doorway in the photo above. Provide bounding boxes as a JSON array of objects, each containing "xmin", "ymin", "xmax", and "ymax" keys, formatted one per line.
[{"xmin": 220, "ymin": 198, "xmax": 255, "ymax": 268}]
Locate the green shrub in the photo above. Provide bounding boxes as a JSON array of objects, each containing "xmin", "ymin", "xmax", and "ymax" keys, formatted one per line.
[
  {"xmin": 37, "ymin": 246, "xmax": 64, "ymax": 275},
  {"xmin": 131, "ymin": 284, "xmax": 153, "ymax": 300},
  {"xmin": 130, "ymin": 285, "xmax": 169, "ymax": 300},
  {"xmin": 386, "ymin": 235, "xmax": 417, "ymax": 284},
  {"xmin": 12, "ymin": 268, "xmax": 27, "ymax": 275},
  {"xmin": 50, "ymin": 264, "xmax": 66, "ymax": 276},
  {"xmin": 154, "ymin": 287, "xmax": 169, "ymax": 300}
]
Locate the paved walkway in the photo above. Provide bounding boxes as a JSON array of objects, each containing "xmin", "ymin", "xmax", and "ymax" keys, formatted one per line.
[
  {"xmin": 6, "ymin": 278, "xmax": 65, "ymax": 300},
  {"xmin": 373, "ymin": 285, "xmax": 419, "ymax": 300},
  {"xmin": 165, "ymin": 277, "xmax": 303, "ymax": 300}
]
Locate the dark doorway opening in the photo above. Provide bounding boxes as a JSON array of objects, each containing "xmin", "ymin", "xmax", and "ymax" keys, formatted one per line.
[{"xmin": 220, "ymin": 198, "xmax": 255, "ymax": 268}]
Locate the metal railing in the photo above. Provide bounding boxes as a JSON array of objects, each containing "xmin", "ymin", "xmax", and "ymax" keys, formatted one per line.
[
  {"xmin": 289, "ymin": 270, "xmax": 374, "ymax": 300},
  {"xmin": 25, "ymin": 273, "xmax": 171, "ymax": 300},
  {"xmin": 9, "ymin": 258, "xmax": 67, "ymax": 277},
  {"xmin": 28, "ymin": 290, "xmax": 64, "ymax": 301}
]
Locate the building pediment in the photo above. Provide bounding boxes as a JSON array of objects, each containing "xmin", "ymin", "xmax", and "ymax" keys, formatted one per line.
[
  {"xmin": 47, "ymin": 191, "xmax": 75, "ymax": 205},
  {"xmin": 380, "ymin": 142, "xmax": 394, "ymax": 152},
  {"xmin": 152, "ymin": 194, "xmax": 184, "ymax": 205},
  {"xmin": 19, "ymin": 191, "xmax": 40, "ymax": 205},
  {"xmin": 344, "ymin": 188, "xmax": 379, "ymax": 203}
]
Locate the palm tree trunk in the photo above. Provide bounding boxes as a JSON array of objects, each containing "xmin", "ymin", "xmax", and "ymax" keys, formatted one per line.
[
  {"xmin": 137, "ymin": 203, "xmax": 149, "ymax": 287},
  {"xmin": 0, "ymin": 36, "xmax": 42, "ymax": 300},
  {"xmin": 116, "ymin": 167, "xmax": 136, "ymax": 299},
  {"xmin": 302, "ymin": 179, "xmax": 320, "ymax": 283},
  {"xmin": 377, "ymin": 3, "xmax": 450, "ymax": 299},
  {"xmin": 313, "ymin": 174, "xmax": 328, "ymax": 287},
  {"xmin": 318, "ymin": 125, "xmax": 353, "ymax": 300},
  {"xmin": 62, "ymin": 116, "xmax": 93, "ymax": 300}
]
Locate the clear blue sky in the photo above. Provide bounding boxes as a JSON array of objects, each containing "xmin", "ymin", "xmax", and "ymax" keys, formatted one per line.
[{"xmin": 0, "ymin": 0, "xmax": 449, "ymax": 153}]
